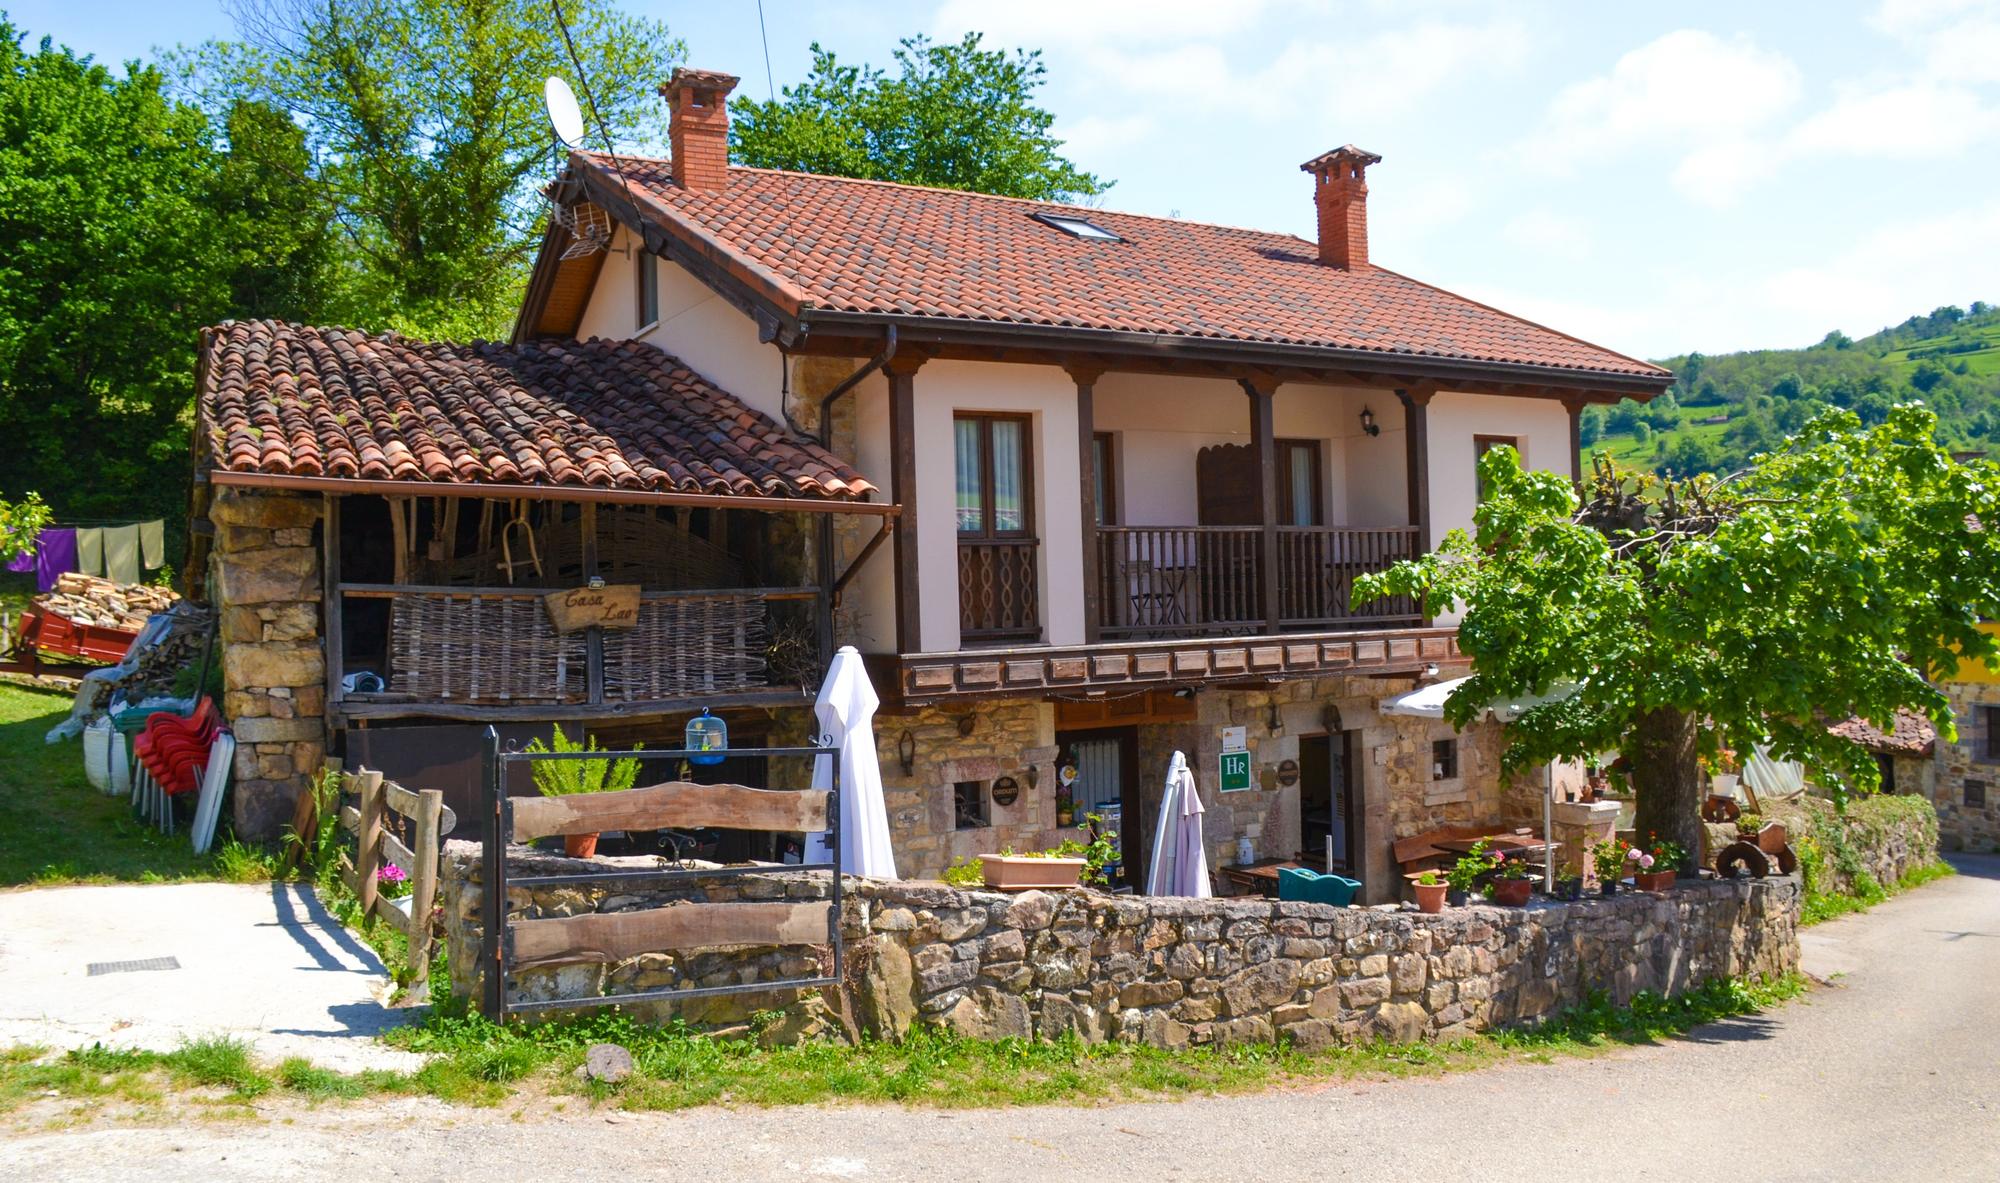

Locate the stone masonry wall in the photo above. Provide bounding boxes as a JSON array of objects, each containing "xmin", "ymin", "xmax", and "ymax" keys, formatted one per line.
[
  {"xmin": 207, "ymin": 488, "xmax": 326, "ymax": 839},
  {"xmin": 880, "ymin": 700, "xmax": 1063, "ymax": 881},
  {"xmin": 1932, "ymin": 680, "xmax": 2000, "ymax": 852},
  {"xmin": 441, "ymin": 844, "xmax": 1800, "ymax": 1049}
]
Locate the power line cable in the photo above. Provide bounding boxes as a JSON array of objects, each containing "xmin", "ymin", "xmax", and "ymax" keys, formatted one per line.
[{"xmin": 757, "ymin": 0, "xmax": 776, "ymax": 100}]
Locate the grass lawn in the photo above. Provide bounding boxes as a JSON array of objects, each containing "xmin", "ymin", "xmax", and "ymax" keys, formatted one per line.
[
  {"xmin": 1588, "ymin": 417, "xmax": 1733, "ymax": 469},
  {"xmin": 0, "ymin": 681, "xmax": 264, "ymax": 886},
  {"xmin": 0, "ymin": 975, "xmax": 1807, "ymax": 1118}
]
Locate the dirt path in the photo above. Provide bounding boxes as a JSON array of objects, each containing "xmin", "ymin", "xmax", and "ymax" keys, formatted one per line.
[{"xmin": 4, "ymin": 857, "xmax": 1995, "ymax": 1182}]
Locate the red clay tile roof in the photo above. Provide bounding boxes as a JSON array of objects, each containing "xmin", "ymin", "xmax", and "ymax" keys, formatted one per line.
[
  {"xmin": 198, "ymin": 320, "xmax": 875, "ymax": 501},
  {"xmin": 1827, "ymin": 710, "xmax": 1937, "ymax": 756},
  {"xmin": 576, "ymin": 152, "xmax": 1669, "ymax": 382}
]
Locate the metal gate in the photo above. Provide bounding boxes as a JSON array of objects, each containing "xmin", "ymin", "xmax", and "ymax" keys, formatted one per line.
[{"xmin": 478, "ymin": 727, "xmax": 843, "ymax": 1021}]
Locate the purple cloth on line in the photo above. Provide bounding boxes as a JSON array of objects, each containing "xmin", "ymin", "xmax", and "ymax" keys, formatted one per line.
[
  {"xmin": 34, "ymin": 528, "xmax": 77, "ymax": 592},
  {"xmin": 5, "ymin": 546, "xmax": 32, "ymax": 573}
]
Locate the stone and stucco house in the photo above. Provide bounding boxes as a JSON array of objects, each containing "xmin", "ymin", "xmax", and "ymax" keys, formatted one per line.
[{"xmin": 190, "ymin": 66, "xmax": 1678, "ymax": 897}]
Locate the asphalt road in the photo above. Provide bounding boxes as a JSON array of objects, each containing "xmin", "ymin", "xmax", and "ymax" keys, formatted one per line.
[{"xmin": 4, "ymin": 855, "xmax": 1995, "ymax": 1183}]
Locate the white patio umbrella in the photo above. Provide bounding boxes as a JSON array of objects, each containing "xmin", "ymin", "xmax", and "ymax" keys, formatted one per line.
[
  {"xmin": 803, "ymin": 646, "xmax": 898, "ymax": 879},
  {"xmin": 1145, "ymin": 751, "xmax": 1211, "ymax": 897}
]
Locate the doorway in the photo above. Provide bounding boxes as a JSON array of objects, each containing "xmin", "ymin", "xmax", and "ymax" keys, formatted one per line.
[
  {"xmin": 1056, "ymin": 727, "xmax": 1137, "ymax": 888},
  {"xmin": 1299, "ymin": 731, "xmax": 1362, "ymax": 872}
]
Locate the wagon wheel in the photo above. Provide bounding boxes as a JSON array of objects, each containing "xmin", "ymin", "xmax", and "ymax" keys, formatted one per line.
[
  {"xmin": 1774, "ymin": 843, "xmax": 1798, "ymax": 876},
  {"xmin": 1701, "ymin": 794, "xmax": 1742, "ymax": 824},
  {"xmin": 1715, "ymin": 840, "xmax": 1770, "ymax": 879}
]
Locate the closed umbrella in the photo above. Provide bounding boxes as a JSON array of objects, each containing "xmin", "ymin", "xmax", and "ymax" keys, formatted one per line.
[
  {"xmin": 1146, "ymin": 751, "xmax": 1212, "ymax": 898},
  {"xmin": 803, "ymin": 647, "xmax": 898, "ymax": 879}
]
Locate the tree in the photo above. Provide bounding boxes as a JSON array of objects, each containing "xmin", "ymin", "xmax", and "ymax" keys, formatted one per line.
[
  {"xmin": 730, "ymin": 33, "xmax": 1108, "ymax": 202},
  {"xmin": 181, "ymin": 0, "xmax": 682, "ymax": 339},
  {"xmin": 1357, "ymin": 406, "xmax": 2000, "ymax": 858},
  {"xmin": 0, "ymin": 492, "xmax": 51, "ymax": 565},
  {"xmin": 0, "ymin": 24, "xmax": 234, "ymax": 527},
  {"xmin": 1579, "ymin": 405, "xmax": 1606, "ymax": 448}
]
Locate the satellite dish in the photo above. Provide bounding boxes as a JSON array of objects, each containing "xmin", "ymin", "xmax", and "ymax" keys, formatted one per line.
[{"xmin": 544, "ymin": 76, "xmax": 586, "ymax": 148}]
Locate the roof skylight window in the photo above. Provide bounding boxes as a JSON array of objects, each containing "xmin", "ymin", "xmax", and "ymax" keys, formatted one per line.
[{"xmin": 1032, "ymin": 212, "xmax": 1122, "ymax": 241}]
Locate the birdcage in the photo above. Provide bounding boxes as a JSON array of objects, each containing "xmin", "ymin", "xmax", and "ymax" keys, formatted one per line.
[{"xmin": 685, "ymin": 708, "xmax": 728, "ymax": 766}]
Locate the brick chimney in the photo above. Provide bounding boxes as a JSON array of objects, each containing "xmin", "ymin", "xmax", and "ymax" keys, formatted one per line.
[
  {"xmin": 662, "ymin": 67, "xmax": 740, "ymax": 191},
  {"xmin": 1300, "ymin": 145, "xmax": 1382, "ymax": 269}
]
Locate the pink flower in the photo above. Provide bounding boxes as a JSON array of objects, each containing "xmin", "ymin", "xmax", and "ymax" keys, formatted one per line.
[
  {"xmin": 1639, "ymin": 853, "xmax": 1655, "ymax": 869},
  {"xmin": 377, "ymin": 864, "xmax": 407, "ymax": 884}
]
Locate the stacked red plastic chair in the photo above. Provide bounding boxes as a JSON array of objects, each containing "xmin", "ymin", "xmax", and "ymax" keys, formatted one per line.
[{"xmin": 131, "ymin": 698, "xmax": 221, "ymax": 834}]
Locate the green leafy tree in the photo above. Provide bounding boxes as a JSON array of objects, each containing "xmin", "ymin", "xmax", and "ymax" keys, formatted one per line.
[
  {"xmin": 0, "ymin": 23, "xmax": 233, "ymax": 527},
  {"xmin": 1357, "ymin": 407, "xmax": 2000, "ymax": 857},
  {"xmin": 730, "ymin": 33, "xmax": 1108, "ymax": 202},
  {"xmin": 180, "ymin": 0, "xmax": 683, "ymax": 339},
  {"xmin": 0, "ymin": 491, "xmax": 51, "ymax": 564}
]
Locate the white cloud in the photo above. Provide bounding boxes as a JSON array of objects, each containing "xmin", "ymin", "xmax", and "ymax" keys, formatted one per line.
[
  {"xmin": 1052, "ymin": 113, "xmax": 1159, "ymax": 158},
  {"xmin": 932, "ymin": 0, "xmax": 1276, "ymax": 48},
  {"xmin": 1787, "ymin": 82, "xmax": 1999, "ymax": 157},
  {"xmin": 1245, "ymin": 17, "xmax": 1531, "ymax": 124},
  {"xmin": 1871, "ymin": 0, "xmax": 2000, "ymax": 82},
  {"xmin": 1756, "ymin": 202, "xmax": 2000, "ymax": 336},
  {"xmin": 1533, "ymin": 30, "xmax": 1802, "ymax": 165}
]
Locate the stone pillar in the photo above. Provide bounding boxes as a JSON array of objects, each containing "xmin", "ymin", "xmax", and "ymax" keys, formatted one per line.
[
  {"xmin": 1552, "ymin": 800, "xmax": 1621, "ymax": 886},
  {"xmin": 208, "ymin": 488, "xmax": 326, "ymax": 840}
]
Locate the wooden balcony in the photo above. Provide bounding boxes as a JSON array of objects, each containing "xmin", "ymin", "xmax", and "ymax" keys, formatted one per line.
[
  {"xmin": 958, "ymin": 538, "xmax": 1040, "ymax": 643},
  {"xmin": 1097, "ymin": 525, "xmax": 1422, "ymax": 639},
  {"xmin": 331, "ymin": 583, "xmax": 821, "ymax": 721}
]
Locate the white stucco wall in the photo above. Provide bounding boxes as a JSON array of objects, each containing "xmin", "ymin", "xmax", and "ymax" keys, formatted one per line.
[
  {"xmin": 574, "ymin": 228, "xmax": 787, "ymax": 424},
  {"xmin": 910, "ymin": 360, "xmax": 1085, "ymax": 652},
  {"xmin": 1425, "ymin": 391, "xmax": 1572, "ymax": 547}
]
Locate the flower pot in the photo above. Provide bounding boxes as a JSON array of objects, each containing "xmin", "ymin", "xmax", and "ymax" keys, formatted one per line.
[
  {"xmin": 1446, "ymin": 887, "xmax": 1469, "ymax": 907},
  {"xmin": 1056, "ymin": 809, "xmax": 1074, "ymax": 827},
  {"xmin": 1489, "ymin": 877, "xmax": 1534, "ymax": 906},
  {"xmin": 1634, "ymin": 869, "xmax": 1676, "ymax": 892},
  {"xmin": 1557, "ymin": 880, "xmax": 1584, "ymax": 901},
  {"xmin": 979, "ymin": 853, "xmax": 1086, "ymax": 892},
  {"xmin": 1413, "ymin": 881, "xmax": 1448, "ymax": 914},
  {"xmin": 1755, "ymin": 822, "xmax": 1789, "ymax": 855},
  {"xmin": 564, "ymin": 832, "xmax": 600, "ymax": 859},
  {"xmin": 1598, "ymin": 880, "xmax": 1618, "ymax": 896}
]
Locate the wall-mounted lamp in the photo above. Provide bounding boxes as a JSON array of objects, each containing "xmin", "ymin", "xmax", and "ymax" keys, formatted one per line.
[
  {"xmin": 1026, "ymin": 764, "xmax": 1040, "ymax": 791},
  {"xmin": 897, "ymin": 728, "xmax": 916, "ymax": 776},
  {"xmin": 1322, "ymin": 703, "xmax": 1344, "ymax": 733},
  {"xmin": 956, "ymin": 713, "xmax": 977, "ymax": 738},
  {"xmin": 1421, "ymin": 662, "xmax": 1440, "ymax": 681},
  {"xmin": 1360, "ymin": 407, "xmax": 1381, "ymax": 437},
  {"xmin": 1267, "ymin": 700, "xmax": 1283, "ymax": 733}
]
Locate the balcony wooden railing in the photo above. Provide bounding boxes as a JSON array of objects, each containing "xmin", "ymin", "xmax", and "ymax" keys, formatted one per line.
[
  {"xmin": 331, "ymin": 583, "xmax": 820, "ymax": 719},
  {"xmin": 958, "ymin": 538, "xmax": 1041, "ymax": 642},
  {"xmin": 1097, "ymin": 525, "xmax": 1422, "ymax": 639}
]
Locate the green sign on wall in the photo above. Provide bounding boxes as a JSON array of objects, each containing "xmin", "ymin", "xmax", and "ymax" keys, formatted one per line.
[{"xmin": 1218, "ymin": 749, "xmax": 1252, "ymax": 792}]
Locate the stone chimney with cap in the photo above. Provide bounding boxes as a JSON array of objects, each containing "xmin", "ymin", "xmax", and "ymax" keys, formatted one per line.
[
  {"xmin": 662, "ymin": 67, "xmax": 740, "ymax": 191},
  {"xmin": 1300, "ymin": 145, "xmax": 1382, "ymax": 270}
]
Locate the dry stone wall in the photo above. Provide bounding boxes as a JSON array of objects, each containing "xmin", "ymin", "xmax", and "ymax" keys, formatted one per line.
[
  {"xmin": 207, "ymin": 488, "xmax": 326, "ymax": 839},
  {"xmin": 1933, "ymin": 681, "xmax": 2000, "ymax": 851},
  {"xmin": 441, "ymin": 845, "xmax": 1800, "ymax": 1049}
]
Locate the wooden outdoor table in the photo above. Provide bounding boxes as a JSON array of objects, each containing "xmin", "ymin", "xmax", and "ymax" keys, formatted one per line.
[{"xmin": 1220, "ymin": 859, "xmax": 1302, "ymax": 896}]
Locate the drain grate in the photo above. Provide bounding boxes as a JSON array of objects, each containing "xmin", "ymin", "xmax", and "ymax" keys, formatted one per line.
[{"xmin": 86, "ymin": 956, "xmax": 181, "ymax": 976}]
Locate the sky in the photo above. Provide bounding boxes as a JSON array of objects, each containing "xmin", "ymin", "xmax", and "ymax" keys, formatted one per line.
[{"xmin": 8, "ymin": 0, "xmax": 2000, "ymax": 360}]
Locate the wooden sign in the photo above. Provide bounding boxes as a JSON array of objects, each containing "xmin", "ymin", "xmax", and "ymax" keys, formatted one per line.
[{"xmin": 543, "ymin": 584, "xmax": 640, "ymax": 633}]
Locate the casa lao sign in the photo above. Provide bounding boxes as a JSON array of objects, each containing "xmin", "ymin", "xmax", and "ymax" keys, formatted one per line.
[{"xmin": 544, "ymin": 584, "xmax": 641, "ymax": 633}]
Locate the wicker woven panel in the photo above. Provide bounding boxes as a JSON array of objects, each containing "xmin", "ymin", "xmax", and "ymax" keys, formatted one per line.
[
  {"xmin": 390, "ymin": 593, "xmax": 587, "ymax": 703},
  {"xmin": 600, "ymin": 595, "xmax": 771, "ymax": 702}
]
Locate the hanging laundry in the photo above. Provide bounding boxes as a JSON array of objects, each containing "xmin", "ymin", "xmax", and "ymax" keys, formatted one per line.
[
  {"xmin": 139, "ymin": 519, "xmax": 166, "ymax": 570},
  {"xmin": 5, "ymin": 535, "xmax": 33, "ymax": 573},
  {"xmin": 103, "ymin": 524, "xmax": 141, "ymax": 586},
  {"xmin": 34, "ymin": 528, "xmax": 77, "ymax": 593},
  {"xmin": 76, "ymin": 527, "xmax": 105, "ymax": 578}
]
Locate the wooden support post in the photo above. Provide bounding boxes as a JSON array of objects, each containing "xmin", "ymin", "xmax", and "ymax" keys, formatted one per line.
[
  {"xmin": 1397, "ymin": 387, "xmax": 1434, "ymax": 552},
  {"xmin": 406, "ymin": 786, "xmax": 444, "ymax": 992},
  {"xmin": 1069, "ymin": 363, "xmax": 1105, "ymax": 644},
  {"xmin": 886, "ymin": 355, "xmax": 926, "ymax": 654},
  {"xmin": 322, "ymin": 494, "xmax": 342, "ymax": 715},
  {"xmin": 1562, "ymin": 395, "xmax": 1587, "ymax": 486},
  {"xmin": 1242, "ymin": 376, "xmax": 1282, "ymax": 634},
  {"xmin": 352, "ymin": 768, "xmax": 386, "ymax": 918},
  {"xmin": 581, "ymin": 503, "xmax": 603, "ymax": 706}
]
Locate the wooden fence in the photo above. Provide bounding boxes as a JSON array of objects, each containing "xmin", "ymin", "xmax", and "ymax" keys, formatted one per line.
[
  {"xmin": 481, "ymin": 733, "xmax": 843, "ymax": 1020},
  {"xmin": 338, "ymin": 767, "xmax": 456, "ymax": 994}
]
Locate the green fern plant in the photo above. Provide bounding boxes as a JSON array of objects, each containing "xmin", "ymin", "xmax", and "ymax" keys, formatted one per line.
[{"xmin": 522, "ymin": 725, "xmax": 642, "ymax": 797}]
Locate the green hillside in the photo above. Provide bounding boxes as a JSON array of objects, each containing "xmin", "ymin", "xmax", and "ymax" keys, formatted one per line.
[{"xmin": 1585, "ymin": 302, "xmax": 2000, "ymax": 475}]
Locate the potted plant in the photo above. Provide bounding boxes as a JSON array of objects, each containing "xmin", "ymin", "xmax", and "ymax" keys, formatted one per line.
[
  {"xmin": 1488, "ymin": 857, "xmax": 1535, "ymax": 906},
  {"xmin": 1591, "ymin": 837, "xmax": 1629, "ymax": 895},
  {"xmin": 1631, "ymin": 833, "xmax": 1686, "ymax": 892},
  {"xmin": 1412, "ymin": 869, "xmax": 1448, "ymax": 914},
  {"xmin": 522, "ymin": 724, "xmax": 643, "ymax": 858},
  {"xmin": 1445, "ymin": 840, "xmax": 1494, "ymax": 906},
  {"xmin": 1555, "ymin": 873, "xmax": 1584, "ymax": 901},
  {"xmin": 979, "ymin": 849, "xmax": 1088, "ymax": 891},
  {"xmin": 1054, "ymin": 785, "xmax": 1074, "ymax": 828}
]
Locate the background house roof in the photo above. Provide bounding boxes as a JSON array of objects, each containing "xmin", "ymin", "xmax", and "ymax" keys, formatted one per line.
[
  {"xmin": 570, "ymin": 152, "xmax": 1669, "ymax": 383},
  {"xmin": 1827, "ymin": 709, "xmax": 1938, "ymax": 756},
  {"xmin": 198, "ymin": 320, "xmax": 875, "ymax": 502}
]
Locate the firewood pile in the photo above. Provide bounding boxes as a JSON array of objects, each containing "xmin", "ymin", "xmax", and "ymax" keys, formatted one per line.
[
  {"xmin": 111, "ymin": 602, "xmax": 215, "ymax": 698},
  {"xmin": 33, "ymin": 573, "xmax": 179, "ymax": 631}
]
